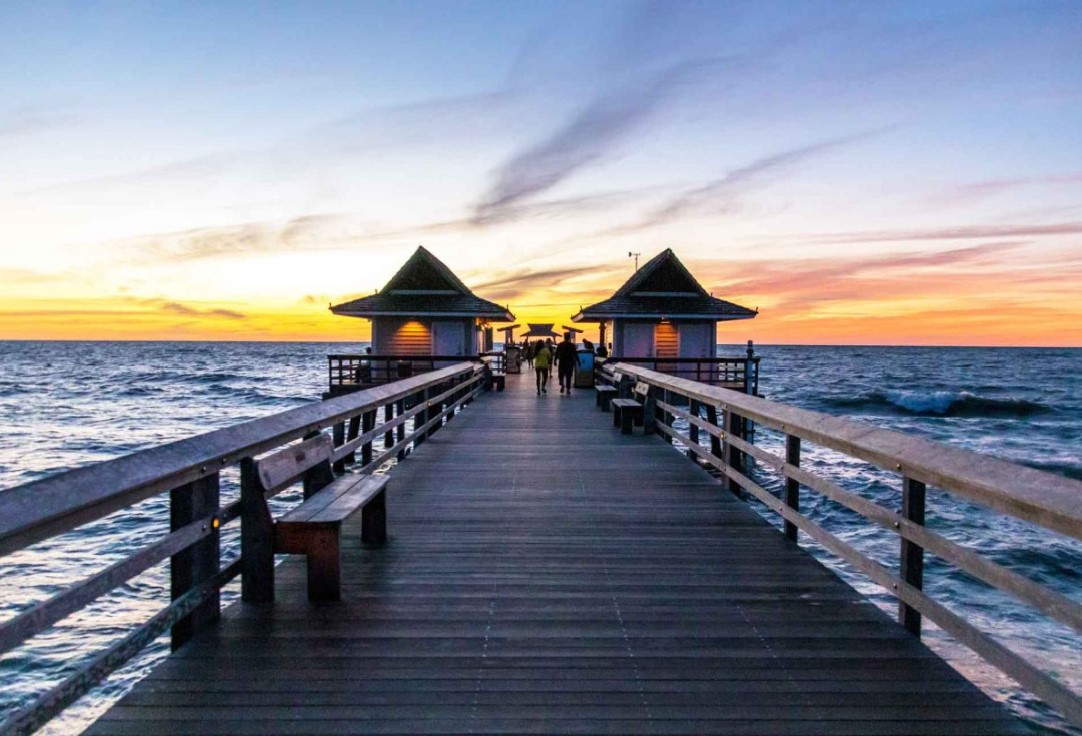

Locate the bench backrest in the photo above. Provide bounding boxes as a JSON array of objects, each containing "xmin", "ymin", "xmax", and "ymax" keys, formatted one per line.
[
  {"xmin": 632, "ymin": 381, "xmax": 650, "ymax": 398},
  {"xmin": 254, "ymin": 433, "xmax": 335, "ymax": 498}
]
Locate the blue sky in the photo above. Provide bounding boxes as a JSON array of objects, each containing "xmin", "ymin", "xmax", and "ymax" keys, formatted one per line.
[{"xmin": 1, "ymin": 0, "xmax": 1080, "ymax": 343}]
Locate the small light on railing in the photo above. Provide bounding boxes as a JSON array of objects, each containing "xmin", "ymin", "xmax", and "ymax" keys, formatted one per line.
[{"xmin": 212, "ymin": 516, "xmax": 220, "ymax": 530}]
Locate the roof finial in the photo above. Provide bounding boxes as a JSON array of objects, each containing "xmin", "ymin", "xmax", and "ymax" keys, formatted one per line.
[{"xmin": 628, "ymin": 251, "xmax": 641, "ymax": 271}]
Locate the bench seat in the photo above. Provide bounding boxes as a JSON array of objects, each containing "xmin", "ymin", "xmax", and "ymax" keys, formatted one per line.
[
  {"xmin": 595, "ymin": 384, "xmax": 617, "ymax": 410},
  {"xmin": 611, "ymin": 398, "xmax": 644, "ymax": 434},
  {"xmin": 276, "ymin": 474, "xmax": 388, "ymax": 601}
]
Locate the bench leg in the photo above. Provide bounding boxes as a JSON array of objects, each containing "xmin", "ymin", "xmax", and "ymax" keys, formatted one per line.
[
  {"xmin": 621, "ymin": 409, "xmax": 634, "ymax": 435},
  {"xmin": 305, "ymin": 527, "xmax": 341, "ymax": 601},
  {"xmin": 613, "ymin": 405, "xmax": 621, "ymax": 428},
  {"xmin": 602, "ymin": 394, "xmax": 612, "ymax": 412},
  {"xmin": 596, "ymin": 391, "xmax": 602, "ymax": 408},
  {"xmin": 361, "ymin": 490, "xmax": 387, "ymax": 545},
  {"xmin": 634, "ymin": 408, "xmax": 644, "ymax": 427}
]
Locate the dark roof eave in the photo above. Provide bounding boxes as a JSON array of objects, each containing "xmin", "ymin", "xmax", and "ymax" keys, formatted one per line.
[
  {"xmin": 572, "ymin": 311, "xmax": 756, "ymax": 322},
  {"xmin": 331, "ymin": 308, "xmax": 514, "ymax": 320}
]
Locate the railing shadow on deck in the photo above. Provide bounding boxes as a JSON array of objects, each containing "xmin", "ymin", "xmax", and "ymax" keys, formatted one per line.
[
  {"xmin": 0, "ymin": 361, "xmax": 486, "ymax": 735},
  {"xmin": 604, "ymin": 361, "xmax": 1082, "ymax": 730}
]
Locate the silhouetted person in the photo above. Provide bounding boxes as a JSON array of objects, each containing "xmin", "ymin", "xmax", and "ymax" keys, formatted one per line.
[
  {"xmin": 533, "ymin": 339, "xmax": 551, "ymax": 395},
  {"xmin": 597, "ymin": 342, "xmax": 609, "ymax": 358},
  {"xmin": 545, "ymin": 338, "xmax": 555, "ymax": 385},
  {"xmin": 554, "ymin": 332, "xmax": 580, "ymax": 395}
]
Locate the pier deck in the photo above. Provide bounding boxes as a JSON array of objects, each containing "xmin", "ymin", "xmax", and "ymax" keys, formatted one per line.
[{"xmin": 86, "ymin": 372, "xmax": 1028, "ymax": 735}]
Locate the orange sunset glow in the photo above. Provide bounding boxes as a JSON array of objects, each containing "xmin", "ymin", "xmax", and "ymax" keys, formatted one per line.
[{"xmin": 2, "ymin": 2, "xmax": 1080, "ymax": 346}]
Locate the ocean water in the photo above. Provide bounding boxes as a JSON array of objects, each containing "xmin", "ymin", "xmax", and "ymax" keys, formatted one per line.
[{"xmin": 0, "ymin": 341, "xmax": 1080, "ymax": 734}]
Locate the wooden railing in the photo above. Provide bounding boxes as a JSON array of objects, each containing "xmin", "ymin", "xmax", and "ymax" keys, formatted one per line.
[
  {"xmin": 611, "ymin": 362, "xmax": 1082, "ymax": 728},
  {"xmin": 327, "ymin": 354, "xmax": 492, "ymax": 390},
  {"xmin": 0, "ymin": 361, "xmax": 485, "ymax": 735},
  {"xmin": 602, "ymin": 355, "xmax": 760, "ymax": 392}
]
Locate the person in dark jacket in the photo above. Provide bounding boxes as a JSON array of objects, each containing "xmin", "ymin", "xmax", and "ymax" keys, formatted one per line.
[{"xmin": 553, "ymin": 333, "xmax": 580, "ymax": 395}]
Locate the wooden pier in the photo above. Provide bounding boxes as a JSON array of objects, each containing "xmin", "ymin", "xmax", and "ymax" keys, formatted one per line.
[{"xmin": 82, "ymin": 372, "xmax": 1028, "ymax": 735}]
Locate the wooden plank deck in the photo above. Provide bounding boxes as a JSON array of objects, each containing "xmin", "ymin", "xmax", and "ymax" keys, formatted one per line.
[{"xmin": 86, "ymin": 372, "xmax": 1030, "ymax": 735}]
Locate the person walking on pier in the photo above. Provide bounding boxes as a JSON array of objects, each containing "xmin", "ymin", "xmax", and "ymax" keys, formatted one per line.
[
  {"xmin": 554, "ymin": 332, "xmax": 580, "ymax": 395},
  {"xmin": 533, "ymin": 339, "xmax": 551, "ymax": 395}
]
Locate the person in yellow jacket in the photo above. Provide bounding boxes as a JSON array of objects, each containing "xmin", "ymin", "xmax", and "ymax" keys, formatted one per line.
[{"xmin": 533, "ymin": 339, "xmax": 551, "ymax": 395}]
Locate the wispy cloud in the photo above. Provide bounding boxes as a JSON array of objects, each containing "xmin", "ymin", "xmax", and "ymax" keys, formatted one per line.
[
  {"xmin": 934, "ymin": 174, "xmax": 1082, "ymax": 204},
  {"xmin": 697, "ymin": 241, "xmax": 1041, "ymax": 312},
  {"xmin": 473, "ymin": 59, "xmax": 725, "ymax": 224},
  {"xmin": 132, "ymin": 297, "xmax": 246, "ymax": 320},
  {"xmin": 809, "ymin": 221, "xmax": 1082, "ymax": 245},
  {"xmin": 0, "ymin": 106, "xmax": 77, "ymax": 139},
  {"xmin": 127, "ymin": 213, "xmax": 361, "ymax": 262}
]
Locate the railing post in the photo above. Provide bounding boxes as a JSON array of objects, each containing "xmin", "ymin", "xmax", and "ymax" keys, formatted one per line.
[
  {"xmin": 361, "ymin": 410, "xmax": 376, "ymax": 466},
  {"xmin": 899, "ymin": 476, "xmax": 926, "ymax": 636},
  {"xmin": 643, "ymin": 386, "xmax": 657, "ymax": 435},
  {"xmin": 384, "ymin": 403, "xmax": 394, "ymax": 449},
  {"xmin": 395, "ymin": 399, "xmax": 406, "ymax": 459},
  {"xmin": 170, "ymin": 473, "xmax": 220, "ymax": 651},
  {"xmin": 239, "ymin": 458, "xmax": 274, "ymax": 604},
  {"xmin": 344, "ymin": 414, "xmax": 361, "ymax": 464},
  {"xmin": 332, "ymin": 421, "xmax": 346, "ymax": 474},
  {"xmin": 689, "ymin": 399, "xmax": 700, "ymax": 446},
  {"xmin": 414, "ymin": 389, "xmax": 427, "ymax": 447},
  {"xmin": 722, "ymin": 408, "xmax": 744, "ymax": 497},
  {"xmin": 704, "ymin": 404, "xmax": 723, "ymax": 460},
  {"xmin": 661, "ymin": 388, "xmax": 673, "ymax": 444},
  {"xmin": 784, "ymin": 435, "xmax": 800, "ymax": 542}
]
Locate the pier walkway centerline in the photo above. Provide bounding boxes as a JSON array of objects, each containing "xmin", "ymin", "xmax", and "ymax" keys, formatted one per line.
[{"xmin": 85, "ymin": 371, "xmax": 1028, "ymax": 735}]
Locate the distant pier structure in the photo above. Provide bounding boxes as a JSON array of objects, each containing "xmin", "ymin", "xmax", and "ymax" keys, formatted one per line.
[
  {"xmin": 572, "ymin": 248, "xmax": 759, "ymax": 387},
  {"xmin": 326, "ymin": 246, "xmax": 514, "ymax": 391}
]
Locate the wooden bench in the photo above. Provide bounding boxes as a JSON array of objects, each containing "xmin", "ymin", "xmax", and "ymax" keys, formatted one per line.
[
  {"xmin": 241, "ymin": 433, "xmax": 388, "ymax": 602},
  {"xmin": 596, "ymin": 384, "xmax": 617, "ymax": 410},
  {"xmin": 611, "ymin": 383, "xmax": 648, "ymax": 434}
]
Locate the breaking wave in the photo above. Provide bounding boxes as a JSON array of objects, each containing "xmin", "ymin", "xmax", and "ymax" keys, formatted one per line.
[{"xmin": 828, "ymin": 389, "xmax": 1051, "ymax": 418}]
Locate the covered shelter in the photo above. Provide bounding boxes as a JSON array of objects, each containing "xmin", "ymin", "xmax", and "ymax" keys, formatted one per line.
[
  {"xmin": 521, "ymin": 323, "xmax": 560, "ymax": 339},
  {"xmin": 571, "ymin": 248, "xmax": 756, "ymax": 360},
  {"xmin": 330, "ymin": 246, "xmax": 514, "ymax": 357}
]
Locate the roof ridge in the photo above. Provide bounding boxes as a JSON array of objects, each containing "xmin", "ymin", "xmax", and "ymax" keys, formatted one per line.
[{"xmin": 613, "ymin": 248, "xmax": 708, "ymax": 298}]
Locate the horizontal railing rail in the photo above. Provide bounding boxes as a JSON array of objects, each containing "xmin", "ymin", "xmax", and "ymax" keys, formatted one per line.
[
  {"xmin": 0, "ymin": 361, "xmax": 486, "ymax": 735},
  {"xmin": 327, "ymin": 353, "xmax": 485, "ymax": 389},
  {"xmin": 611, "ymin": 362, "xmax": 1082, "ymax": 729},
  {"xmin": 601, "ymin": 355, "xmax": 760, "ymax": 391}
]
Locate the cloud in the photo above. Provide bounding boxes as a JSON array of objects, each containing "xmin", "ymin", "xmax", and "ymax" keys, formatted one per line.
[
  {"xmin": 473, "ymin": 59, "xmax": 723, "ymax": 223},
  {"xmin": 598, "ymin": 129, "xmax": 891, "ymax": 236},
  {"xmin": 697, "ymin": 241, "xmax": 1036, "ymax": 311},
  {"xmin": 810, "ymin": 221, "xmax": 1082, "ymax": 245},
  {"xmin": 134, "ymin": 298, "xmax": 247, "ymax": 320},
  {"xmin": 0, "ymin": 106, "xmax": 77, "ymax": 139},
  {"xmin": 468, "ymin": 265, "xmax": 605, "ymax": 302},
  {"xmin": 128, "ymin": 213, "xmax": 361, "ymax": 262},
  {"xmin": 935, "ymin": 174, "xmax": 1082, "ymax": 204}
]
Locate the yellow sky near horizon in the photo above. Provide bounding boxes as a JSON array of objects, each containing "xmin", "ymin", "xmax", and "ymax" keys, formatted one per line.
[{"xmin": 3, "ymin": 241, "xmax": 1079, "ymax": 347}]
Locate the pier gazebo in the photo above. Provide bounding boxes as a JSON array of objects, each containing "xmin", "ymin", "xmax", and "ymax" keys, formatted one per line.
[
  {"xmin": 327, "ymin": 247, "xmax": 513, "ymax": 389},
  {"xmin": 572, "ymin": 248, "xmax": 756, "ymax": 361},
  {"xmin": 330, "ymin": 246, "xmax": 513, "ymax": 357}
]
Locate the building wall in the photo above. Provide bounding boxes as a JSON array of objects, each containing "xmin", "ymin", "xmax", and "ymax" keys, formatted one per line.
[
  {"xmin": 372, "ymin": 317, "xmax": 433, "ymax": 355},
  {"xmin": 612, "ymin": 318, "xmax": 716, "ymax": 359},
  {"xmin": 372, "ymin": 316, "xmax": 480, "ymax": 355}
]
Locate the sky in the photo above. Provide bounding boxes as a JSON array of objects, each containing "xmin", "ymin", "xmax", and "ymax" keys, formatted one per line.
[{"xmin": 1, "ymin": 0, "xmax": 1080, "ymax": 346}]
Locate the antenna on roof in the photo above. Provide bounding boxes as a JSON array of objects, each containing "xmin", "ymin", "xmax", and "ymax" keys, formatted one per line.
[{"xmin": 628, "ymin": 251, "xmax": 641, "ymax": 271}]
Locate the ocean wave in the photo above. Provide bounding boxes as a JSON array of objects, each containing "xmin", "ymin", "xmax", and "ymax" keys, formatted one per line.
[{"xmin": 827, "ymin": 389, "xmax": 1051, "ymax": 418}]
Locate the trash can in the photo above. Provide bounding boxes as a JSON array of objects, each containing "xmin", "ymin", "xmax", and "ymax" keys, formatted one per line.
[
  {"xmin": 574, "ymin": 350, "xmax": 595, "ymax": 388},
  {"xmin": 505, "ymin": 345, "xmax": 522, "ymax": 374}
]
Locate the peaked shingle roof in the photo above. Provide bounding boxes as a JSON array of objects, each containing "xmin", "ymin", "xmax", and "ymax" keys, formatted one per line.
[
  {"xmin": 572, "ymin": 249, "xmax": 756, "ymax": 322},
  {"xmin": 330, "ymin": 246, "xmax": 514, "ymax": 321}
]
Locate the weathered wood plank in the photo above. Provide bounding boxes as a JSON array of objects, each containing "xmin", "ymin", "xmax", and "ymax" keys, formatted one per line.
[{"xmin": 83, "ymin": 371, "xmax": 1029, "ymax": 736}]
